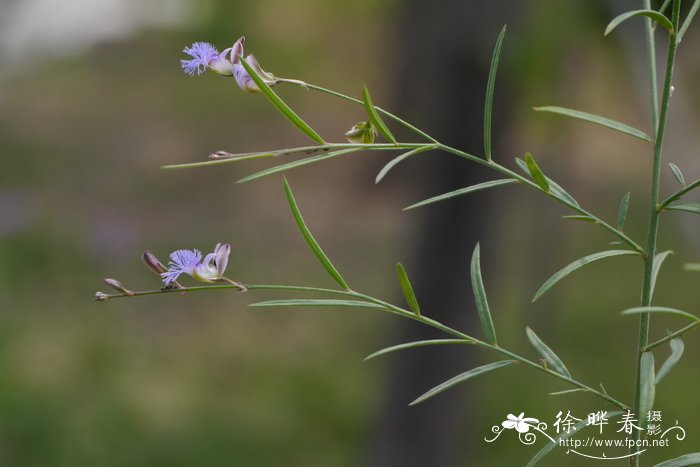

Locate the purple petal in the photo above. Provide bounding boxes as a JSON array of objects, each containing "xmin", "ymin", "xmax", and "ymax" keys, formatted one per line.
[{"xmin": 181, "ymin": 42, "xmax": 219, "ymax": 76}]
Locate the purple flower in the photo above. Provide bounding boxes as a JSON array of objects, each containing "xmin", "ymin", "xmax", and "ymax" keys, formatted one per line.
[
  {"xmin": 180, "ymin": 42, "xmax": 233, "ymax": 76},
  {"xmin": 161, "ymin": 243, "xmax": 231, "ymax": 285}
]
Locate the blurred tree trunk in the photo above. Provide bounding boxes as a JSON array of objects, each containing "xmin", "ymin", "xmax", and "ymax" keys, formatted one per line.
[{"xmin": 367, "ymin": 1, "xmax": 524, "ymax": 466}]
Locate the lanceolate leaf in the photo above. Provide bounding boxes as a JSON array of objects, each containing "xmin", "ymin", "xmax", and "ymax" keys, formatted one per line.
[
  {"xmin": 362, "ymin": 86, "xmax": 397, "ymax": 144},
  {"xmin": 617, "ymin": 191, "xmax": 631, "ymax": 230},
  {"xmin": 364, "ymin": 339, "xmax": 473, "ymax": 361},
  {"xmin": 396, "ymin": 262, "xmax": 421, "ymax": 316},
  {"xmin": 239, "ymin": 57, "xmax": 325, "ymax": 144},
  {"xmin": 283, "ymin": 179, "xmax": 349, "ymax": 290},
  {"xmin": 515, "ymin": 158, "xmax": 578, "ymax": 206},
  {"xmin": 533, "ymin": 250, "xmax": 639, "ymax": 302},
  {"xmin": 471, "ymin": 243, "xmax": 497, "ymax": 345},
  {"xmin": 605, "ymin": 9, "xmax": 674, "ymax": 36},
  {"xmin": 655, "ymin": 453, "xmax": 700, "ymax": 467},
  {"xmin": 375, "ymin": 146, "xmax": 434, "ymax": 183},
  {"xmin": 655, "ymin": 338, "xmax": 684, "ymax": 384},
  {"xmin": 484, "ymin": 25, "xmax": 506, "ymax": 161},
  {"xmin": 250, "ymin": 299, "xmax": 383, "ymax": 309},
  {"xmin": 534, "ymin": 106, "xmax": 652, "ymax": 142},
  {"xmin": 410, "ymin": 360, "xmax": 515, "ymax": 405},
  {"xmin": 669, "ymin": 163, "xmax": 686, "ymax": 186},
  {"xmin": 404, "ymin": 179, "xmax": 517, "ymax": 210},
  {"xmin": 621, "ymin": 307, "xmax": 699, "ymax": 321},
  {"xmin": 562, "ymin": 215, "xmax": 596, "ymax": 223},
  {"xmin": 238, "ymin": 148, "xmax": 362, "ymax": 183},
  {"xmin": 524, "ymin": 152, "xmax": 549, "ymax": 192},
  {"xmin": 679, "ymin": 0, "xmax": 700, "ymax": 40},
  {"xmin": 664, "ymin": 202, "xmax": 700, "ymax": 214},
  {"xmin": 525, "ymin": 327, "xmax": 572, "ymax": 378},
  {"xmin": 650, "ymin": 250, "xmax": 673, "ymax": 301},
  {"xmin": 526, "ymin": 412, "xmax": 624, "ymax": 466},
  {"xmin": 639, "ymin": 352, "xmax": 656, "ymax": 430}
]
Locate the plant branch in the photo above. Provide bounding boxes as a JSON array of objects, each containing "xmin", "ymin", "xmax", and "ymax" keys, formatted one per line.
[
  {"xmin": 660, "ymin": 178, "xmax": 700, "ymax": 207},
  {"xmin": 633, "ymin": 1, "xmax": 680, "ymax": 464},
  {"xmin": 96, "ymin": 282, "xmax": 629, "ymax": 409},
  {"xmin": 643, "ymin": 321, "xmax": 700, "ymax": 351}
]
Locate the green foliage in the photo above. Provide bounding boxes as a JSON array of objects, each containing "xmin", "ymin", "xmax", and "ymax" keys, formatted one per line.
[
  {"xmin": 525, "ymin": 327, "xmax": 571, "ymax": 378},
  {"xmin": 470, "ymin": 243, "xmax": 497, "ymax": 345},
  {"xmin": 283, "ymin": 179, "xmax": 349, "ymax": 290},
  {"xmin": 409, "ymin": 360, "xmax": 515, "ymax": 406},
  {"xmin": 655, "ymin": 338, "xmax": 684, "ymax": 384},
  {"xmin": 395, "ymin": 262, "xmax": 421, "ymax": 317},
  {"xmin": 362, "ymin": 86, "xmax": 397, "ymax": 144},
  {"xmin": 605, "ymin": 10, "xmax": 674, "ymax": 36},
  {"xmin": 533, "ymin": 250, "xmax": 640, "ymax": 302},
  {"xmin": 239, "ymin": 56, "xmax": 325, "ymax": 144},
  {"xmin": 484, "ymin": 25, "xmax": 507, "ymax": 161},
  {"xmin": 534, "ymin": 106, "xmax": 653, "ymax": 142}
]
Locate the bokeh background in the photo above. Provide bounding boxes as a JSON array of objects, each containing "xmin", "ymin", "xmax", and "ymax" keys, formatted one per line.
[{"xmin": 0, "ymin": 0, "xmax": 698, "ymax": 465}]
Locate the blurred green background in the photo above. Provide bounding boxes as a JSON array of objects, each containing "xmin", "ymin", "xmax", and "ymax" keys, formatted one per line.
[{"xmin": 0, "ymin": 0, "xmax": 698, "ymax": 465}]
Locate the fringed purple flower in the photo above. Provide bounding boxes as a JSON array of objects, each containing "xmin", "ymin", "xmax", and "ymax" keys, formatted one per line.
[
  {"xmin": 181, "ymin": 42, "xmax": 233, "ymax": 76},
  {"xmin": 161, "ymin": 243, "xmax": 231, "ymax": 285}
]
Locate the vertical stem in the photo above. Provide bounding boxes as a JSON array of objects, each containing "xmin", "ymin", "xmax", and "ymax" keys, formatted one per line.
[
  {"xmin": 632, "ymin": 2, "xmax": 680, "ymax": 465},
  {"xmin": 643, "ymin": 0, "xmax": 659, "ymax": 135}
]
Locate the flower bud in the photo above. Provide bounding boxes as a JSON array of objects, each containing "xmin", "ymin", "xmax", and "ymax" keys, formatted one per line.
[
  {"xmin": 103, "ymin": 278, "xmax": 134, "ymax": 295},
  {"xmin": 94, "ymin": 291, "xmax": 110, "ymax": 302},
  {"xmin": 345, "ymin": 121, "xmax": 376, "ymax": 144},
  {"xmin": 142, "ymin": 251, "xmax": 167, "ymax": 275}
]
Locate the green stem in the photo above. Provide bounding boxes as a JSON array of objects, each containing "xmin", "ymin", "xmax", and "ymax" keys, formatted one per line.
[
  {"xmin": 660, "ymin": 178, "xmax": 700, "ymax": 207},
  {"xmin": 643, "ymin": 321, "xmax": 700, "ymax": 352},
  {"xmin": 437, "ymin": 144, "xmax": 645, "ymax": 254},
  {"xmin": 632, "ymin": 2, "xmax": 680, "ymax": 464},
  {"xmin": 97, "ymin": 283, "xmax": 629, "ymax": 409},
  {"xmin": 303, "ymin": 83, "xmax": 439, "ymax": 143},
  {"xmin": 644, "ymin": 0, "xmax": 660, "ymax": 135},
  {"xmin": 351, "ymin": 292, "xmax": 629, "ymax": 409}
]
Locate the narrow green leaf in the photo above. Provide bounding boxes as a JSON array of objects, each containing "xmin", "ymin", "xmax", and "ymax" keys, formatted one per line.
[
  {"xmin": 375, "ymin": 146, "xmax": 434, "ymax": 183},
  {"xmin": 678, "ymin": 0, "xmax": 700, "ymax": 40},
  {"xmin": 617, "ymin": 191, "xmax": 631, "ymax": 230},
  {"xmin": 684, "ymin": 263, "xmax": 700, "ymax": 272},
  {"xmin": 664, "ymin": 202, "xmax": 700, "ymax": 214},
  {"xmin": 562, "ymin": 215, "xmax": 596, "ymax": 223},
  {"xmin": 525, "ymin": 327, "xmax": 572, "ymax": 378},
  {"xmin": 605, "ymin": 9, "xmax": 674, "ymax": 36},
  {"xmin": 471, "ymin": 243, "xmax": 497, "ymax": 344},
  {"xmin": 639, "ymin": 352, "xmax": 655, "ymax": 430},
  {"xmin": 655, "ymin": 338, "xmax": 684, "ymax": 384},
  {"xmin": 650, "ymin": 250, "xmax": 673, "ymax": 301},
  {"xmin": 238, "ymin": 148, "xmax": 361, "ymax": 183},
  {"xmin": 524, "ymin": 152, "xmax": 549, "ymax": 192},
  {"xmin": 283, "ymin": 179, "xmax": 349, "ymax": 290},
  {"xmin": 527, "ymin": 411, "xmax": 624, "ymax": 466},
  {"xmin": 396, "ymin": 262, "xmax": 421, "ymax": 316},
  {"xmin": 515, "ymin": 157, "xmax": 578, "ymax": 206},
  {"xmin": 250, "ymin": 299, "xmax": 383, "ymax": 309},
  {"xmin": 533, "ymin": 250, "xmax": 639, "ymax": 302},
  {"xmin": 549, "ymin": 388, "xmax": 586, "ymax": 396},
  {"xmin": 621, "ymin": 307, "xmax": 699, "ymax": 321},
  {"xmin": 484, "ymin": 25, "xmax": 506, "ymax": 161},
  {"xmin": 669, "ymin": 163, "xmax": 686, "ymax": 186},
  {"xmin": 239, "ymin": 57, "xmax": 325, "ymax": 144},
  {"xmin": 364, "ymin": 339, "xmax": 473, "ymax": 361},
  {"xmin": 534, "ymin": 106, "xmax": 653, "ymax": 142},
  {"xmin": 404, "ymin": 179, "xmax": 517, "ymax": 210},
  {"xmin": 655, "ymin": 453, "xmax": 700, "ymax": 467},
  {"xmin": 410, "ymin": 360, "xmax": 515, "ymax": 405},
  {"xmin": 362, "ymin": 86, "xmax": 397, "ymax": 144}
]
